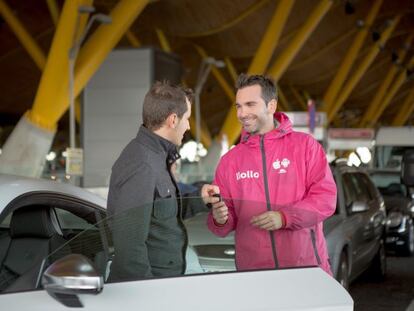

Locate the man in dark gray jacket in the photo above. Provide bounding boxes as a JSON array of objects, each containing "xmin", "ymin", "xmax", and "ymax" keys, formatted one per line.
[{"xmin": 107, "ymin": 81, "xmax": 209, "ymax": 281}]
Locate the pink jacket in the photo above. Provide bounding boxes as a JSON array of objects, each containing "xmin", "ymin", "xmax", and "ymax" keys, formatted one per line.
[{"xmin": 207, "ymin": 113, "xmax": 336, "ymax": 275}]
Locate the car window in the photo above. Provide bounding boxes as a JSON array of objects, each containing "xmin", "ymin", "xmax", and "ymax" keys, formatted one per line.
[
  {"xmin": 359, "ymin": 174, "xmax": 376, "ymax": 201},
  {"xmin": 341, "ymin": 173, "xmax": 357, "ymax": 207},
  {"xmin": 54, "ymin": 208, "xmax": 92, "ymax": 230},
  {"xmin": 0, "ymin": 213, "xmax": 11, "ymax": 229},
  {"xmin": 354, "ymin": 173, "xmax": 372, "ymax": 202}
]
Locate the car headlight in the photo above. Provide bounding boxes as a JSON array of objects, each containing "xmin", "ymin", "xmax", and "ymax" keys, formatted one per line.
[{"xmin": 386, "ymin": 212, "xmax": 403, "ymax": 228}]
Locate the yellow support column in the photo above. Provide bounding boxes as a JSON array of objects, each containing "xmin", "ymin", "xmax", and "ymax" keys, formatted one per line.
[
  {"xmin": 322, "ymin": 0, "xmax": 383, "ymax": 112},
  {"xmin": 327, "ymin": 16, "xmax": 401, "ymax": 122},
  {"xmin": 224, "ymin": 57, "xmax": 238, "ymax": 83},
  {"xmin": 155, "ymin": 28, "xmax": 172, "ymax": 52},
  {"xmin": 288, "ymin": 28, "xmax": 356, "ymax": 72},
  {"xmin": 267, "ymin": 0, "xmax": 333, "ymax": 82},
  {"xmin": 218, "ymin": 0, "xmax": 295, "ymax": 145},
  {"xmin": 370, "ymin": 55, "xmax": 414, "ymax": 125},
  {"xmin": 46, "ymin": 0, "xmax": 60, "ymax": 25},
  {"xmin": 28, "ymin": 0, "xmax": 85, "ymax": 131},
  {"xmin": 0, "ymin": 0, "xmax": 46, "ymax": 70},
  {"xmin": 391, "ymin": 86, "xmax": 414, "ymax": 126},
  {"xmin": 248, "ymin": 0, "xmax": 295, "ymax": 74},
  {"xmin": 359, "ymin": 34, "xmax": 413, "ymax": 127},
  {"xmin": 73, "ymin": 0, "xmax": 149, "ymax": 99},
  {"xmin": 289, "ymin": 85, "xmax": 308, "ymax": 111},
  {"xmin": 125, "ymin": 30, "xmax": 141, "ymax": 47},
  {"xmin": 195, "ymin": 46, "xmax": 235, "ymax": 104},
  {"xmin": 278, "ymin": 85, "xmax": 291, "ymax": 111}
]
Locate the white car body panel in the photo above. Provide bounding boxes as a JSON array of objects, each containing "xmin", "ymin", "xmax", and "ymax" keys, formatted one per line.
[
  {"xmin": 0, "ymin": 268, "xmax": 352, "ymax": 311},
  {"xmin": 0, "ymin": 175, "xmax": 106, "ymax": 212}
]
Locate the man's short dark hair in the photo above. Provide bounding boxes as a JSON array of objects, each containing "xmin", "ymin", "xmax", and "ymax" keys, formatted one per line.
[
  {"xmin": 235, "ymin": 73, "xmax": 278, "ymax": 104},
  {"xmin": 143, "ymin": 81, "xmax": 193, "ymax": 131}
]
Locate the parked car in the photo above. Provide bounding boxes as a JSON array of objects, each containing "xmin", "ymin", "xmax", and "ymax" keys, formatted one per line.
[
  {"xmin": 0, "ymin": 174, "xmax": 352, "ymax": 310},
  {"xmin": 185, "ymin": 160, "xmax": 387, "ymax": 290},
  {"xmin": 369, "ymin": 169, "xmax": 414, "ymax": 256}
]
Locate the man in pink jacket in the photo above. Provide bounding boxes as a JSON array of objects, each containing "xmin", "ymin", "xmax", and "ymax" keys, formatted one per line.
[{"xmin": 204, "ymin": 74, "xmax": 336, "ymax": 275}]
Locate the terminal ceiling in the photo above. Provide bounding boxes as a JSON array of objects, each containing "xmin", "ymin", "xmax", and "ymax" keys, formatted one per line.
[{"xmin": 0, "ymin": 0, "xmax": 414, "ymax": 146}]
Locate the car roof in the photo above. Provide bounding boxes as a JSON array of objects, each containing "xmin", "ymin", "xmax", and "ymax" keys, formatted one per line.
[{"xmin": 0, "ymin": 174, "xmax": 106, "ymax": 214}]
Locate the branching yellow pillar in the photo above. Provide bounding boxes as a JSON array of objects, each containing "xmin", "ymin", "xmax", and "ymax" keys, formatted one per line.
[
  {"xmin": 195, "ymin": 45, "xmax": 235, "ymax": 104},
  {"xmin": 248, "ymin": 0, "xmax": 295, "ymax": 74},
  {"xmin": 370, "ymin": 55, "xmax": 414, "ymax": 125},
  {"xmin": 219, "ymin": 0, "xmax": 296, "ymax": 145},
  {"xmin": 359, "ymin": 34, "xmax": 413, "ymax": 127},
  {"xmin": 224, "ymin": 57, "xmax": 238, "ymax": 83},
  {"xmin": 391, "ymin": 86, "xmax": 414, "ymax": 126},
  {"xmin": 267, "ymin": 0, "xmax": 333, "ymax": 82},
  {"xmin": 43, "ymin": 0, "xmax": 148, "ymax": 129},
  {"xmin": 155, "ymin": 28, "xmax": 172, "ymax": 52},
  {"xmin": 125, "ymin": 29, "xmax": 141, "ymax": 47},
  {"xmin": 322, "ymin": 0, "xmax": 383, "ymax": 112},
  {"xmin": 0, "ymin": 0, "xmax": 46, "ymax": 70},
  {"xmin": 46, "ymin": 0, "xmax": 60, "ymax": 25},
  {"xmin": 327, "ymin": 16, "xmax": 401, "ymax": 122},
  {"xmin": 278, "ymin": 85, "xmax": 291, "ymax": 111},
  {"xmin": 28, "ymin": 0, "xmax": 85, "ymax": 131},
  {"xmin": 289, "ymin": 85, "xmax": 308, "ymax": 110},
  {"xmin": 74, "ymin": 0, "xmax": 149, "ymax": 99}
]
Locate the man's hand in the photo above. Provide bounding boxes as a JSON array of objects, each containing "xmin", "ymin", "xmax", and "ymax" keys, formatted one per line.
[
  {"xmin": 250, "ymin": 211, "xmax": 283, "ymax": 231},
  {"xmin": 211, "ymin": 200, "xmax": 228, "ymax": 225},
  {"xmin": 201, "ymin": 184, "xmax": 228, "ymax": 225},
  {"xmin": 201, "ymin": 184, "xmax": 220, "ymax": 204}
]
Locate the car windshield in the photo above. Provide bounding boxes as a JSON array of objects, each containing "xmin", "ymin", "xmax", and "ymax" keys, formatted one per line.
[
  {"xmin": 370, "ymin": 172, "xmax": 407, "ymax": 196},
  {"xmin": 36, "ymin": 196, "xmax": 323, "ymax": 285}
]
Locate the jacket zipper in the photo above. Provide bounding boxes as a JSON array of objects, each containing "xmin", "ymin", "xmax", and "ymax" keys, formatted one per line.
[
  {"xmin": 260, "ymin": 135, "xmax": 279, "ymax": 269},
  {"xmin": 310, "ymin": 229, "xmax": 321, "ymax": 265}
]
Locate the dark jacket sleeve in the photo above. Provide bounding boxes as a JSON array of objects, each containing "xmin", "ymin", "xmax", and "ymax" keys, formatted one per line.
[{"xmin": 108, "ymin": 163, "xmax": 156, "ymax": 281}]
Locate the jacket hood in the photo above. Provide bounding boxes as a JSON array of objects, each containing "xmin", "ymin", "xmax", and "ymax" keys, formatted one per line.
[{"xmin": 240, "ymin": 112, "xmax": 293, "ymax": 144}]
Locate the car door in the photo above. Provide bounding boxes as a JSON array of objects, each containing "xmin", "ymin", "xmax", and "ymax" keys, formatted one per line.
[
  {"xmin": 341, "ymin": 172, "xmax": 372, "ymax": 277},
  {"xmin": 348, "ymin": 173, "xmax": 382, "ymax": 274},
  {"xmin": 0, "ymin": 196, "xmax": 354, "ymax": 311},
  {"xmin": 0, "ymin": 192, "xmax": 108, "ymax": 294},
  {"xmin": 357, "ymin": 173, "xmax": 385, "ymax": 254}
]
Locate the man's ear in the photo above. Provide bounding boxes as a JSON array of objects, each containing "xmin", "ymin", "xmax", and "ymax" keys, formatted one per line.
[
  {"xmin": 166, "ymin": 113, "xmax": 178, "ymax": 129},
  {"xmin": 268, "ymin": 99, "xmax": 277, "ymax": 114}
]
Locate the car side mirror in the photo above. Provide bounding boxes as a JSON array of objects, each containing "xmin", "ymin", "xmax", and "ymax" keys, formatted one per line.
[
  {"xmin": 42, "ymin": 254, "xmax": 103, "ymax": 308},
  {"xmin": 349, "ymin": 201, "xmax": 369, "ymax": 213},
  {"xmin": 401, "ymin": 149, "xmax": 414, "ymax": 187}
]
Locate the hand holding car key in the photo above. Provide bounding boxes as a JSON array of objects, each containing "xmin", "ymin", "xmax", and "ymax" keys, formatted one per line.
[{"xmin": 201, "ymin": 185, "xmax": 228, "ymax": 225}]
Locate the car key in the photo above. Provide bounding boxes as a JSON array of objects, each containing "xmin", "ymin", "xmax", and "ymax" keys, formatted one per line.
[{"xmin": 206, "ymin": 193, "xmax": 221, "ymax": 208}]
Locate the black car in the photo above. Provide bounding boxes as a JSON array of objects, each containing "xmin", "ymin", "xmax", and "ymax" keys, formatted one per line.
[{"xmin": 369, "ymin": 170, "xmax": 414, "ymax": 256}]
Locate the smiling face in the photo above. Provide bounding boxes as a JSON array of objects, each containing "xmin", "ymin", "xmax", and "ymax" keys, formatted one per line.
[{"xmin": 236, "ymin": 84, "xmax": 276, "ymax": 135}]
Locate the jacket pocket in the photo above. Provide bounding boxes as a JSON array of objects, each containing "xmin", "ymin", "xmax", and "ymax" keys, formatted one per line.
[
  {"xmin": 153, "ymin": 183, "xmax": 177, "ymax": 219},
  {"xmin": 310, "ymin": 229, "xmax": 321, "ymax": 265}
]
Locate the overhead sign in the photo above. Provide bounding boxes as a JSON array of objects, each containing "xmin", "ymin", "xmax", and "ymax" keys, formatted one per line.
[
  {"xmin": 285, "ymin": 112, "xmax": 326, "ymax": 127},
  {"xmin": 328, "ymin": 128, "xmax": 375, "ymax": 139}
]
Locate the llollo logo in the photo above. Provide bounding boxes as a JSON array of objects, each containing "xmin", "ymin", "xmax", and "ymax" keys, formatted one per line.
[{"xmin": 236, "ymin": 170, "xmax": 260, "ymax": 180}]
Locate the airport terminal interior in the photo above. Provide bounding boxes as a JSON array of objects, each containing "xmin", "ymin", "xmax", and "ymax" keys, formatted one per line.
[{"xmin": 0, "ymin": 1, "xmax": 413, "ymax": 310}]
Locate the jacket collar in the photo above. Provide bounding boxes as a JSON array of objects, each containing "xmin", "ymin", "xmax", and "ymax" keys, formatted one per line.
[
  {"xmin": 240, "ymin": 112, "xmax": 293, "ymax": 144},
  {"xmin": 136, "ymin": 125, "xmax": 181, "ymax": 165}
]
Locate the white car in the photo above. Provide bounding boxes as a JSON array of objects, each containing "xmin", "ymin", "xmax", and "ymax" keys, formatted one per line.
[{"xmin": 0, "ymin": 174, "xmax": 353, "ymax": 310}]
